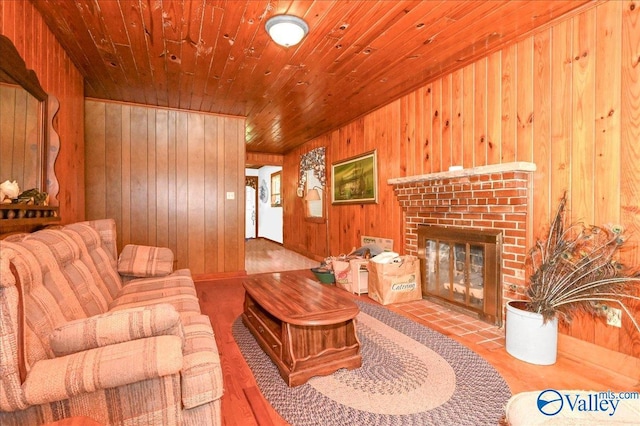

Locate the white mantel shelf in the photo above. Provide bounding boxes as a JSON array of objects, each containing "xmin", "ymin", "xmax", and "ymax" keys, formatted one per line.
[{"xmin": 387, "ymin": 162, "xmax": 537, "ymax": 185}]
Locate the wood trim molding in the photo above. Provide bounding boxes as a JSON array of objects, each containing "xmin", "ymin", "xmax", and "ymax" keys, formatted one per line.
[
  {"xmin": 558, "ymin": 333, "xmax": 640, "ymax": 382},
  {"xmin": 193, "ymin": 271, "xmax": 248, "ymax": 282},
  {"xmin": 0, "ymin": 34, "xmax": 47, "ymax": 100}
]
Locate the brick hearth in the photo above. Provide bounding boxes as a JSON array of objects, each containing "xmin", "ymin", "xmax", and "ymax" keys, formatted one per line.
[{"xmin": 388, "ymin": 162, "xmax": 536, "ymax": 312}]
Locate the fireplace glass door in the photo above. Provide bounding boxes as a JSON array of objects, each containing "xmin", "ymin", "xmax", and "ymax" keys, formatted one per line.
[
  {"xmin": 425, "ymin": 240, "xmax": 485, "ymax": 311},
  {"xmin": 418, "ymin": 225, "xmax": 502, "ymax": 325}
]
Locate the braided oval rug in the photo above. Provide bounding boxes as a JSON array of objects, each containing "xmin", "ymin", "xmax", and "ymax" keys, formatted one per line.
[{"xmin": 232, "ymin": 300, "xmax": 511, "ymax": 425}]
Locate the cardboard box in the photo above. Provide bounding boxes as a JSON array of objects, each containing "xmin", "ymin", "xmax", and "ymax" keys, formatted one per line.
[
  {"xmin": 333, "ymin": 236, "xmax": 393, "ymax": 295},
  {"xmin": 367, "ymin": 255, "xmax": 422, "ymax": 305},
  {"xmin": 361, "ymin": 236, "xmax": 394, "ymax": 252}
]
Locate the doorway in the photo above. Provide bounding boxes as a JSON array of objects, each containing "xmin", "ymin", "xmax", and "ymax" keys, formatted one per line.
[
  {"xmin": 245, "ymin": 166, "xmax": 284, "ymax": 244},
  {"xmin": 245, "ymin": 176, "xmax": 258, "ymax": 239}
]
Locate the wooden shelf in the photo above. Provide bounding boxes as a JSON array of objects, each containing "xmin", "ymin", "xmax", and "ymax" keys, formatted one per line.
[
  {"xmin": 387, "ymin": 161, "xmax": 537, "ymax": 185},
  {"xmin": 0, "ymin": 204, "xmax": 60, "ymax": 228}
]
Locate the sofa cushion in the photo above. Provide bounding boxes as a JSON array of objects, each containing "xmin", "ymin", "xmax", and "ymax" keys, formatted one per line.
[
  {"xmin": 81, "ymin": 218, "xmax": 119, "ymax": 262},
  {"xmin": 61, "ymin": 222, "xmax": 123, "ymax": 302},
  {"xmin": 1, "ymin": 240, "xmax": 95, "ymax": 369},
  {"xmin": 22, "ymin": 231, "xmax": 112, "ymax": 315},
  {"xmin": 0, "ymin": 223, "xmax": 124, "ymax": 369},
  {"xmin": 23, "ymin": 335, "xmax": 184, "ymax": 406},
  {"xmin": 109, "ymin": 269, "xmax": 202, "ymax": 316},
  {"xmin": 117, "ymin": 244, "xmax": 174, "ymax": 278},
  {"xmin": 49, "ymin": 304, "xmax": 184, "ymax": 356},
  {"xmin": 7, "ymin": 223, "xmax": 122, "ymax": 316}
]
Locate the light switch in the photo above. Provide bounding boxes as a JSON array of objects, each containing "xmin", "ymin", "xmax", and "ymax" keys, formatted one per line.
[{"xmin": 226, "ymin": 192, "xmax": 235, "ymax": 200}]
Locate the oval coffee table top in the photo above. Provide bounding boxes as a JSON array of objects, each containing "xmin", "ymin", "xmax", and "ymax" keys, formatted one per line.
[{"xmin": 242, "ymin": 271, "xmax": 359, "ymax": 326}]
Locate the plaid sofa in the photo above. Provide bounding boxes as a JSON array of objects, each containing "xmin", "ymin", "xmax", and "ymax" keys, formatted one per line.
[{"xmin": 0, "ymin": 219, "xmax": 223, "ymax": 425}]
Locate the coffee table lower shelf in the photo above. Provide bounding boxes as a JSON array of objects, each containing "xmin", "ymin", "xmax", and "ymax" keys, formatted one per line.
[{"xmin": 242, "ymin": 293, "xmax": 361, "ymax": 387}]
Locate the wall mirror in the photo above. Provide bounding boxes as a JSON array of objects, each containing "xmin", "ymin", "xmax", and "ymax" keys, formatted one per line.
[
  {"xmin": 298, "ymin": 147, "xmax": 326, "ymax": 223},
  {"xmin": 303, "ymin": 170, "xmax": 325, "ymax": 221},
  {"xmin": 0, "ymin": 34, "xmax": 60, "ymax": 207}
]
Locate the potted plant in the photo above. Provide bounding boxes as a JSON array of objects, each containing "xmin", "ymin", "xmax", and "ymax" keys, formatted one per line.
[{"xmin": 505, "ymin": 193, "xmax": 640, "ymax": 365}]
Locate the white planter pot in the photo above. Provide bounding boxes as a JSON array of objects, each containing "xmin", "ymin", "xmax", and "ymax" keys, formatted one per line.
[{"xmin": 505, "ymin": 301, "xmax": 558, "ymax": 365}]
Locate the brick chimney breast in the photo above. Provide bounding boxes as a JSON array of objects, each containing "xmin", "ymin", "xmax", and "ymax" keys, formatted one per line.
[{"xmin": 389, "ymin": 162, "xmax": 536, "ymax": 320}]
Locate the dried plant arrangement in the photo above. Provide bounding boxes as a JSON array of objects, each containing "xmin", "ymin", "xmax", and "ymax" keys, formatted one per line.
[{"xmin": 525, "ymin": 192, "xmax": 640, "ymax": 332}]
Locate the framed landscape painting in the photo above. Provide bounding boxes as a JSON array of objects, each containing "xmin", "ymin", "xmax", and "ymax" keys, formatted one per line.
[{"xmin": 331, "ymin": 150, "xmax": 378, "ymax": 204}]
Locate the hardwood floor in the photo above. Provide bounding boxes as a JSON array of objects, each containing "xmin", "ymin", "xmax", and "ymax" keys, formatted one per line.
[
  {"xmin": 244, "ymin": 238, "xmax": 319, "ymax": 275},
  {"xmin": 195, "ymin": 244, "xmax": 639, "ymax": 425}
]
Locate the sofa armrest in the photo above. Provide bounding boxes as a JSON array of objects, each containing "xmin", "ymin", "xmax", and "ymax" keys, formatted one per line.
[
  {"xmin": 49, "ymin": 304, "xmax": 183, "ymax": 356},
  {"xmin": 180, "ymin": 314, "xmax": 224, "ymax": 409},
  {"xmin": 23, "ymin": 335, "xmax": 183, "ymax": 406},
  {"xmin": 117, "ymin": 244, "xmax": 174, "ymax": 278}
]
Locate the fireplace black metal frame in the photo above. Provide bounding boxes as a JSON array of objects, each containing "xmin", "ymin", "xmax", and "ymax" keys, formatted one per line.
[{"xmin": 416, "ymin": 225, "xmax": 503, "ymax": 326}]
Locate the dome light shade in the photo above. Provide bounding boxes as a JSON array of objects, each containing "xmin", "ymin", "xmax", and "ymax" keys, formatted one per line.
[{"xmin": 265, "ymin": 15, "xmax": 309, "ymax": 47}]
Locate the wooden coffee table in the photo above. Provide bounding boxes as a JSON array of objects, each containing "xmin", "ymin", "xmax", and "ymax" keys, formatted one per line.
[{"xmin": 242, "ymin": 271, "xmax": 362, "ymax": 386}]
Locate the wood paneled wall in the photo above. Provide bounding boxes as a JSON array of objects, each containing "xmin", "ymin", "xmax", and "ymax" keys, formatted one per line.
[
  {"xmin": 284, "ymin": 135, "xmax": 334, "ymax": 260},
  {"xmin": 85, "ymin": 100, "xmax": 246, "ymax": 276},
  {"xmin": 0, "ymin": 1, "xmax": 85, "ymax": 223},
  {"xmin": 284, "ymin": 1, "xmax": 640, "ymax": 357}
]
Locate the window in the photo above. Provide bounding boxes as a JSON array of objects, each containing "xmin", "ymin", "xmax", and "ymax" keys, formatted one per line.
[{"xmin": 270, "ymin": 171, "xmax": 281, "ymax": 207}]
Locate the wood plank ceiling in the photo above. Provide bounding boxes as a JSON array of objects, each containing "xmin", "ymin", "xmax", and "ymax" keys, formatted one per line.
[{"xmin": 31, "ymin": 0, "xmax": 592, "ymax": 154}]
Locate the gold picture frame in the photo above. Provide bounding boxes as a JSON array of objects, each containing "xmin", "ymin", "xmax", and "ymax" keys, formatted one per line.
[{"xmin": 331, "ymin": 150, "xmax": 377, "ymax": 204}]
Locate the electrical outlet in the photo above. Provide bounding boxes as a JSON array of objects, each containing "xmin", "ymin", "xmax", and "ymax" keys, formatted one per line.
[{"xmin": 605, "ymin": 306, "xmax": 622, "ymax": 328}]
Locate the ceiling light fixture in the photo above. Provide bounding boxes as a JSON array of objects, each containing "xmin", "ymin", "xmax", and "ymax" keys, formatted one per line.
[{"xmin": 265, "ymin": 15, "xmax": 309, "ymax": 47}]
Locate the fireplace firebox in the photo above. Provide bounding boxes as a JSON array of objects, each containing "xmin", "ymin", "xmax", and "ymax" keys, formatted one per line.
[{"xmin": 417, "ymin": 225, "xmax": 502, "ymax": 325}]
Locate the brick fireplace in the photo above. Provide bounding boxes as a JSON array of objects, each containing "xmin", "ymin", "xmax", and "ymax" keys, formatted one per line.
[{"xmin": 388, "ymin": 162, "xmax": 536, "ymax": 325}]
